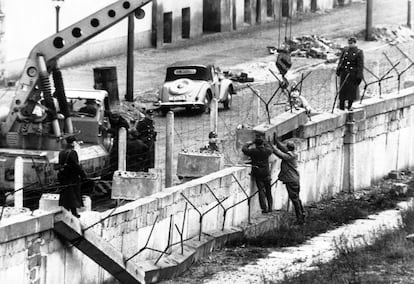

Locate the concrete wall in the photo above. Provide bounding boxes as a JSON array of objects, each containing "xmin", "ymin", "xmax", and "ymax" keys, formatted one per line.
[
  {"xmin": 256, "ymin": 87, "xmax": 414, "ymax": 207},
  {"xmin": 0, "ymin": 166, "xmax": 255, "ymax": 284},
  {"xmin": 3, "ymin": 86, "xmax": 414, "ymax": 283}
]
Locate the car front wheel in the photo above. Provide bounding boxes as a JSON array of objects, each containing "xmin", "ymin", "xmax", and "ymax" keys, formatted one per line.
[{"xmin": 200, "ymin": 93, "xmax": 212, "ymax": 114}]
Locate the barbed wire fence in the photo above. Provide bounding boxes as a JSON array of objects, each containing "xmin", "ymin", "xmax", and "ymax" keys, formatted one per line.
[{"xmin": 2, "ymin": 41, "xmax": 414, "ymax": 214}]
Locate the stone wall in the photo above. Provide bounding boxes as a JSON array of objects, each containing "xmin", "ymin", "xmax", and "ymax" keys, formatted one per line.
[
  {"xmin": 255, "ymin": 86, "xmax": 414, "ymax": 210},
  {"xmin": 3, "ymin": 86, "xmax": 414, "ymax": 283},
  {"xmin": 0, "ymin": 166, "xmax": 254, "ymax": 283}
]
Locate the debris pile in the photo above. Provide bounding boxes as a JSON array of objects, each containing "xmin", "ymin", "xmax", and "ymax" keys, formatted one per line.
[
  {"xmin": 268, "ymin": 35, "xmax": 343, "ymax": 62},
  {"xmin": 223, "ymin": 71, "xmax": 254, "ymax": 83},
  {"xmin": 357, "ymin": 25, "xmax": 414, "ymax": 45}
]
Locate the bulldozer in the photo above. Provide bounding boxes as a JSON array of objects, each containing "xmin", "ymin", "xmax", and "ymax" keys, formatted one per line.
[{"xmin": 0, "ymin": 0, "xmax": 150, "ymax": 206}]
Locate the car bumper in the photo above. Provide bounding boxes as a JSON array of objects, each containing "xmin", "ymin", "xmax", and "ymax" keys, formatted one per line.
[{"xmin": 154, "ymin": 101, "xmax": 204, "ymax": 108}]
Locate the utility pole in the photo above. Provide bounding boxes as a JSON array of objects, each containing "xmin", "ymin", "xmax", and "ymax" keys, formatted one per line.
[
  {"xmin": 366, "ymin": 0, "xmax": 373, "ymax": 41},
  {"xmin": 408, "ymin": 0, "xmax": 412, "ymax": 29},
  {"xmin": 125, "ymin": 14, "xmax": 134, "ymax": 102}
]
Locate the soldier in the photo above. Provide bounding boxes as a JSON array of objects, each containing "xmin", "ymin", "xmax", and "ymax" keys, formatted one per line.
[
  {"xmin": 57, "ymin": 136, "xmax": 86, "ymax": 218},
  {"xmin": 336, "ymin": 37, "xmax": 364, "ymax": 111}
]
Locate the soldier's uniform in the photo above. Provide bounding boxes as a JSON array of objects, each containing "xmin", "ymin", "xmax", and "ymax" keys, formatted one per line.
[{"xmin": 336, "ymin": 40, "xmax": 364, "ymax": 110}]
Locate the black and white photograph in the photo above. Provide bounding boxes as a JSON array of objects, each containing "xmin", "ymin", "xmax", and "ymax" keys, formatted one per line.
[{"xmin": 1, "ymin": 0, "xmax": 414, "ymax": 283}]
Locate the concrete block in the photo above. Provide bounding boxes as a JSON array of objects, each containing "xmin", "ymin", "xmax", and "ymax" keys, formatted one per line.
[
  {"xmin": 112, "ymin": 170, "xmax": 162, "ymax": 200},
  {"xmin": 254, "ymin": 109, "xmax": 308, "ymax": 140},
  {"xmin": 347, "ymin": 108, "xmax": 366, "ymax": 122},
  {"xmin": 39, "ymin": 194, "xmax": 91, "ymax": 212},
  {"xmin": 299, "ymin": 112, "xmax": 346, "ymax": 138},
  {"xmin": 176, "ymin": 151, "xmax": 225, "ymax": 178}
]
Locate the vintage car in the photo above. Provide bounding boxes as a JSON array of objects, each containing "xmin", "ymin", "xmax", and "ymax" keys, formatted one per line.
[{"xmin": 156, "ymin": 63, "xmax": 236, "ymax": 114}]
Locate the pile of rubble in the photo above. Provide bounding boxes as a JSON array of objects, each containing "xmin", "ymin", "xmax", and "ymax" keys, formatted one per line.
[
  {"xmin": 268, "ymin": 35, "xmax": 343, "ymax": 62},
  {"xmin": 357, "ymin": 25, "xmax": 414, "ymax": 45}
]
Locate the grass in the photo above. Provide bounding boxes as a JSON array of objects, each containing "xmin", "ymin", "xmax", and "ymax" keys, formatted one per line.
[
  {"xmin": 164, "ymin": 174, "xmax": 414, "ymax": 284},
  {"xmin": 232, "ymin": 176, "xmax": 413, "ymax": 249},
  {"xmin": 277, "ymin": 194, "xmax": 414, "ymax": 284}
]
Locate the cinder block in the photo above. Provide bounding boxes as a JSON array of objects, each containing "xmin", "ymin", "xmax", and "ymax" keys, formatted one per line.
[
  {"xmin": 112, "ymin": 170, "xmax": 162, "ymax": 200},
  {"xmin": 254, "ymin": 109, "xmax": 308, "ymax": 140},
  {"xmin": 176, "ymin": 151, "xmax": 225, "ymax": 178},
  {"xmin": 38, "ymin": 194, "xmax": 91, "ymax": 212},
  {"xmin": 347, "ymin": 108, "xmax": 366, "ymax": 122}
]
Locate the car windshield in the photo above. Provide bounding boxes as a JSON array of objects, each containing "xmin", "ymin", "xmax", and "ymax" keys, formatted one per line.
[
  {"xmin": 68, "ymin": 98, "xmax": 99, "ymax": 117},
  {"xmin": 165, "ymin": 66, "xmax": 212, "ymax": 82}
]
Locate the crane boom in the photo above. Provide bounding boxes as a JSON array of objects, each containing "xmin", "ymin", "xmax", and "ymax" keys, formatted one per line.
[{"xmin": 2, "ymin": 0, "xmax": 151, "ymax": 135}]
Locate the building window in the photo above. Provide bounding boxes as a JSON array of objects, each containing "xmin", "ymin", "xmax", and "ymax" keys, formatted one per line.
[
  {"xmin": 182, "ymin": 7, "xmax": 190, "ymax": 39},
  {"xmin": 163, "ymin": 12, "xmax": 172, "ymax": 43}
]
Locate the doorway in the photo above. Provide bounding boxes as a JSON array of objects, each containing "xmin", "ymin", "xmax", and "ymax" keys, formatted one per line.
[
  {"xmin": 256, "ymin": 0, "xmax": 261, "ymax": 23},
  {"xmin": 282, "ymin": 0, "xmax": 289, "ymax": 17},
  {"xmin": 182, "ymin": 7, "xmax": 190, "ymax": 39},
  {"xmin": 297, "ymin": 0, "xmax": 303, "ymax": 12},
  {"xmin": 311, "ymin": 0, "xmax": 317, "ymax": 12},
  {"xmin": 203, "ymin": 0, "xmax": 221, "ymax": 32},
  {"xmin": 232, "ymin": 0, "xmax": 237, "ymax": 30},
  {"xmin": 267, "ymin": 0, "xmax": 273, "ymax": 17},
  {"xmin": 244, "ymin": 0, "xmax": 251, "ymax": 24},
  {"xmin": 163, "ymin": 12, "xmax": 172, "ymax": 43}
]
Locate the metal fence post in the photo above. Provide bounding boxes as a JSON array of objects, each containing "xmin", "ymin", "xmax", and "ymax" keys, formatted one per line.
[
  {"xmin": 14, "ymin": 157, "xmax": 23, "ymax": 208},
  {"xmin": 210, "ymin": 98, "xmax": 218, "ymax": 133},
  {"xmin": 165, "ymin": 111, "xmax": 174, "ymax": 188},
  {"xmin": 118, "ymin": 127, "xmax": 127, "ymax": 171}
]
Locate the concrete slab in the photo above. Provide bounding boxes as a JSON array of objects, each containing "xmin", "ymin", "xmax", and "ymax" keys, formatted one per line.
[
  {"xmin": 112, "ymin": 170, "xmax": 162, "ymax": 200},
  {"xmin": 53, "ymin": 211, "xmax": 143, "ymax": 284},
  {"xmin": 39, "ymin": 194, "xmax": 91, "ymax": 212},
  {"xmin": 176, "ymin": 151, "xmax": 225, "ymax": 178},
  {"xmin": 254, "ymin": 109, "xmax": 308, "ymax": 140}
]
